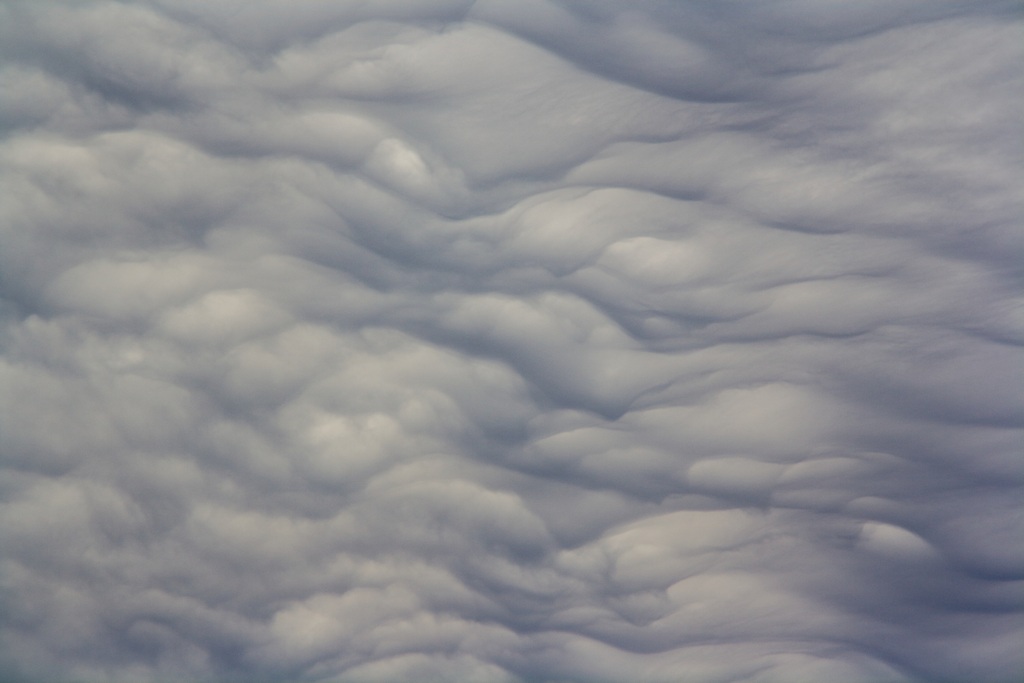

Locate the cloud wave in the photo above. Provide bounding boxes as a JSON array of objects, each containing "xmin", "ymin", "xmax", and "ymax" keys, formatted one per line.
[{"xmin": 1, "ymin": 1, "xmax": 1022, "ymax": 682}]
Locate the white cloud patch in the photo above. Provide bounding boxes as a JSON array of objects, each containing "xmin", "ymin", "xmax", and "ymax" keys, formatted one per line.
[{"xmin": 1, "ymin": 1, "xmax": 1022, "ymax": 682}]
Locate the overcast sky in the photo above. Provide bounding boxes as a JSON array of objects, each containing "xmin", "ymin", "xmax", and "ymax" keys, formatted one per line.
[{"xmin": 1, "ymin": 1, "xmax": 1022, "ymax": 682}]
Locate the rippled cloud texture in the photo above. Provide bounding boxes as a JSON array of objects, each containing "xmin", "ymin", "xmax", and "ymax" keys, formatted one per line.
[{"xmin": 1, "ymin": 1, "xmax": 1022, "ymax": 682}]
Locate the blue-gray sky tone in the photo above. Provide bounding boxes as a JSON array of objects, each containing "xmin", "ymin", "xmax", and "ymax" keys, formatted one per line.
[{"xmin": 1, "ymin": 1, "xmax": 1022, "ymax": 682}]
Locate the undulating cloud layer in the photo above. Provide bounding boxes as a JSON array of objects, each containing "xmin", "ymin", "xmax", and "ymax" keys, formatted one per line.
[{"xmin": 1, "ymin": 1, "xmax": 1022, "ymax": 682}]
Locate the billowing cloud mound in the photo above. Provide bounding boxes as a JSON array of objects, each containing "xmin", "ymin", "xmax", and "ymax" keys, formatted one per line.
[{"xmin": 1, "ymin": 1, "xmax": 1022, "ymax": 682}]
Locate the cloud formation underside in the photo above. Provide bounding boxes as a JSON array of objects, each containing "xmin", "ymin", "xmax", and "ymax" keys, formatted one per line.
[{"xmin": 1, "ymin": 1, "xmax": 1022, "ymax": 682}]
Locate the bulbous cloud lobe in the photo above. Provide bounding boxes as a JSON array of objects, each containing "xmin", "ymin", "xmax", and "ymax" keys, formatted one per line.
[{"xmin": 1, "ymin": 1, "xmax": 1021, "ymax": 682}]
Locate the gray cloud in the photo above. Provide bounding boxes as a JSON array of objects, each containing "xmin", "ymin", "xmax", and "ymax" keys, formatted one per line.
[{"xmin": 1, "ymin": 1, "xmax": 1022, "ymax": 682}]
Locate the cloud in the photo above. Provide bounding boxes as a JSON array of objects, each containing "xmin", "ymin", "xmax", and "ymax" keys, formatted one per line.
[{"xmin": 1, "ymin": 1, "xmax": 1021, "ymax": 682}]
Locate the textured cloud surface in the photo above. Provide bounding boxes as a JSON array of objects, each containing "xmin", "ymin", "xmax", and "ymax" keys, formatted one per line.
[{"xmin": 1, "ymin": 1, "xmax": 1022, "ymax": 682}]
